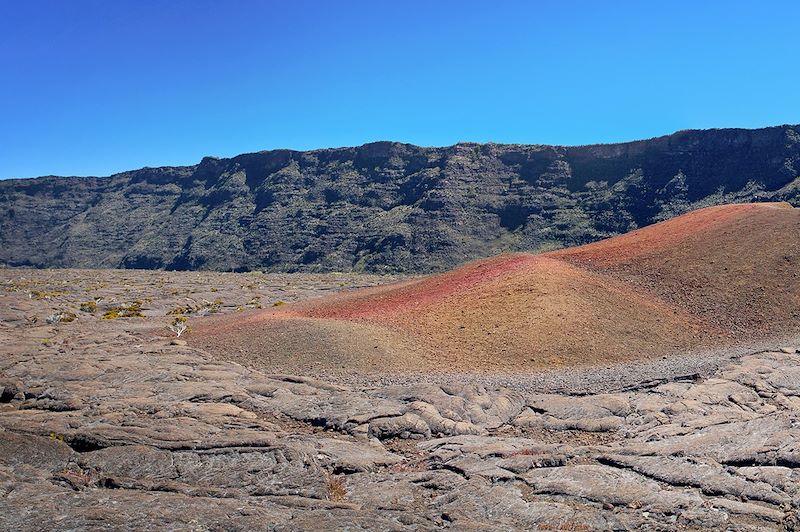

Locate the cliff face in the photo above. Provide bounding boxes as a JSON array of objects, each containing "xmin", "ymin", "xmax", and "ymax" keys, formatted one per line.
[{"xmin": 2, "ymin": 125, "xmax": 799, "ymax": 273}]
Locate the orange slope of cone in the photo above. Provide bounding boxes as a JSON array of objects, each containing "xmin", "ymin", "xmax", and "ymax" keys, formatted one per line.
[
  {"xmin": 192, "ymin": 202, "xmax": 800, "ymax": 374},
  {"xmin": 550, "ymin": 202, "xmax": 800, "ymax": 335}
]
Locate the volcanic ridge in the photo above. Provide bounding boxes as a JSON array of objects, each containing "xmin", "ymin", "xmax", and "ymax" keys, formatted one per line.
[{"xmin": 193, "ymin": 202, "xmax": 800, "ymax": 375}]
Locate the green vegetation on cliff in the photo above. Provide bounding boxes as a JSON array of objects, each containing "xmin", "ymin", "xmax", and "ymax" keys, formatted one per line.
[{"xmin": 1, "ymin": 125, "xmax": 798, "ymax": 273}]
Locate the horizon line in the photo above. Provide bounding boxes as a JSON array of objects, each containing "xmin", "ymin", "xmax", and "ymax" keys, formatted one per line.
[{"xmin": 4, "ymin": 122, "xmax": 798, "ymax": 182}]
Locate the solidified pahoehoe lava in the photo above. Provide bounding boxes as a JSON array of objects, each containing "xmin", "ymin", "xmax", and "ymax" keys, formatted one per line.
[{"xmin": 192, "ymin": 203, "xmax": 800, "ymax": 375}]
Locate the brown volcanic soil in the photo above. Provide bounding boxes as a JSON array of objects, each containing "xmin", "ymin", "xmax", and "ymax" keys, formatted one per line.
[
  {"xmin": 192, "ymin": 202, "xmax": 800, "ymax": 375},
  {"xmin": 552, "ymin": 202, "xmax": 800, "ymax": 335}
]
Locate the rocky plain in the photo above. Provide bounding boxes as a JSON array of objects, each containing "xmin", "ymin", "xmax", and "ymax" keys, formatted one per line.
[{"xmin": 2, "ymin": 268, "xmax": 800, "ymax": 530}]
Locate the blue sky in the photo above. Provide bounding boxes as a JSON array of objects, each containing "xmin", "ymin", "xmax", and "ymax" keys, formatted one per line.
[{"xmin": 1, "ymin": 0, "xmax": 799, "ymax": 179}]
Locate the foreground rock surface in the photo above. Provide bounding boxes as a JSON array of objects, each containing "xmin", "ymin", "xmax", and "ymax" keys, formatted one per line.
[{"xmin": 1, "ymin": 269, "xmax": 800, "ymax": 530}]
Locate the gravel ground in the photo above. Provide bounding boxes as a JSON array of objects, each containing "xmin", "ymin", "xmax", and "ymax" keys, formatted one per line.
[{"xmin": 336, "ymin": 333, "xmax": 800, "ymax": 395}]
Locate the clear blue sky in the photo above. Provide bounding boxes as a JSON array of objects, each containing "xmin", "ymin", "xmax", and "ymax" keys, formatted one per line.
[{"xmin": 1, "ymin": 0, "xmax": 799, "ymax": 179}]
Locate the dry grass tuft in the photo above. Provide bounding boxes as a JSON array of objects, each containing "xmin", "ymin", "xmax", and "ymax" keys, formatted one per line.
[
  {"xmin": 102, "ymin": 302, "xmax": 144, "ymax": 320},
  {"xmin": 325, "ymin": 472, "xmax": 347, "ymax": 502}
]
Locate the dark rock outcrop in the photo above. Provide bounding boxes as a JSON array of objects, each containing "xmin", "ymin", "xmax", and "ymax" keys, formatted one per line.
[{"xmin": 2, "ymin": 125, "xmax": 799, "ymax": 272}]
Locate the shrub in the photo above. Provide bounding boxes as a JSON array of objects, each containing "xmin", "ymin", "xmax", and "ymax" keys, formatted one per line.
[
  {"xmin": 325, "ymin": 472, "xmax": 347, "ymax": 502},
  {"xmin": 46, "ymin": 311, "xmax": 77, "ymax": 324},
  {"xmin": 167, "ymin": 316, "xmax": 189, "ymax": 337},
  {"xmin": 79, "ymin": 301, "xmax": 97, "ymax": 313},
  {"xmin": 102, "ymin": 302, "xmax": 144, "ymax": 320},
  {"xmin": 168, "ymin": 305, "xmax": 191, "ymax": 315},
  {"xmin": 168, "ymin": 299, "xmax": 223, "ymax": 316},
  {"xmin": 29, "ymin": 290, "xmax": 66, "ymax": 300}
]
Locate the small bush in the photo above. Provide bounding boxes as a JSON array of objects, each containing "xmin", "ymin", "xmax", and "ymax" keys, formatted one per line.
[
  {"xmin": 167, "ymin": 316, "xmax": 189, "ymax": 337},
  {"xmin": 102, "ymin": 309, "xmax": 120, "ymax": 320},
  {"xmin": 272, "ymin": 300, "xmax": 286, "ymax": 307},
  {"xmin": 46, "ymin": 311, "xmax": 77, "ymax": 324},
  {"xmin": 325, "ymin": 473, "xmax": 347, "ymax": 502},
  {"xmin": 168, "ymin": 305, "xmax": 191, "ymax": 315},
  {"xmin": 168, "ymin": 299, "xmax": 223, "ymax": 316},
  {"xmin": 102, "ymin": 302, "xmax": 144, "ymax": 320},
  {"xmin": 79, "ymin": 301, "xmax": 97, "ymax": 313},
  {"xmin": 29, "ymin": 290, "xmax": 66, "ymax": 300}
]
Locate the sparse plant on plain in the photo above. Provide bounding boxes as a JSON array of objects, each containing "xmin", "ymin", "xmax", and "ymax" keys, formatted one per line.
[
  {"xmin": 29, "ymin": 290, "xmax": 66, "ymax": 300},
  {"xmin": 79, "ymin": 300, "xmax": 97, "ymax": 313},
  {"xmin": 46, "ymin": 311, "xmax": 77, "ymax": 324},
  {"xmin": 325, "ymin": 472, "xmax": 346, "ymax": 502},
  {"xmin": 168, "ymin": 316, "xmax": 189, "ymax": 337},
  {"xmin": 102, "ymin": 302, "xmax": 144, "ymax": 319},
  {"xmin": 168, "ymin": 299, "xmax": 223, "ymax": 316}
]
